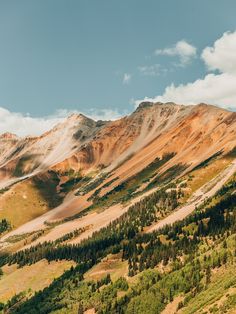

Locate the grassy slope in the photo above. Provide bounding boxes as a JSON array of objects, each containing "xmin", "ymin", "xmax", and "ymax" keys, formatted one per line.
[
  {"xmin": 0, "ymin": 180, "xmax": 51, "ymax": 228},
  {"xmin": 0, "ymin": 259, "xmax": 75, "ymax": 303},
  {"xmin": 85, "ymin": 252, "xmax": 128, "ymax": 282},
  {"xmin": 0, "ymin": 173, "xmax": 62, "ymax": 229},
  {"xmin": 81, "ymin": 232, "xmax": 236, "ymax": 314},
  {"xmin": 178, "ymin": 232, "xmax": 236, "ymax": 314},
  {"xmin": 181, "ymin": 156, "xmax": 232, "ymax": 201},
  {"xmin": 180, "ymin": 266, "xmax": 236, "ymax": 314}
]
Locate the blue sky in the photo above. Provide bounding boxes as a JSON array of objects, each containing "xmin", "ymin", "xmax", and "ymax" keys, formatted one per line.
[{"xmin": 0, "ymin": 0, "xmax": 236, "ymax": 135}]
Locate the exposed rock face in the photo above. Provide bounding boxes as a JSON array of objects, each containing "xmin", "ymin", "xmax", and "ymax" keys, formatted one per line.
[
  {"xmin": 1, "ymin": 101, "xmax": 236, "ymax": 236},
  {"xmin": 0, "ymin": 114, "xmax": 106, "ymax": 181},
  {"xmin": 52, "ymin": 102, "xmax": 236, "ymax": 178},
  {"xmin": 0, "ymin": 102, "xmax": 236, "ymax": 186}
]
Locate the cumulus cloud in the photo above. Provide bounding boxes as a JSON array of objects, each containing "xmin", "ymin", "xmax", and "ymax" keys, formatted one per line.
[
  {"xmin": 135, "ymin": 31, "xmax": 236, "ymax": 109},
  {"xmin": 134, "ymin": 73, "xmax": 236, "ymax": 108},
  {"xmin": 123, "ymin": 73, "xmax": 131, "ymax": 84},
  {"xmin": 0, "ymin": 107, "xmax": 124, "ymax": 137},
  {"xmin": 201, "ymin": 31, "xmax": 236, "ymax": 74},
  {"xmin": 155, "ymin": 40, "xmax": 197, "ymax": 66},
  {"xmin": 0, "ymin": 107, "xmax": 63, "ymax": 137}
]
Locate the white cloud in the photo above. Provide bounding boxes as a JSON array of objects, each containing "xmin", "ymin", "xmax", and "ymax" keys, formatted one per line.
[
  {"xmin": 135, "ymin": 31, "xmax": 236, "ymax": 110},
  {"xmin": 0, "ymin": 107, "xmax": 63, "ymax": 137},
  {"xmin": 201, "ymin": 31, "xmax": 236, "ymax": 74},
  {"xmin": 155, "ymin": 40, "xmax": 197, "ymax": 66},
  {"xmin": 0, "ymin": 107, "xmax": 124, "ymax": 137},
  {"xmin": 134, "ymin": 73, "xmax": 236, "ymax": 109},
  {"xmin": 84, "ymin": 108, "xmax": 124, "ymax": 121},
  {"xmin": 123, "ymin": 73, "xmax": 131, "ymax": 84},
  {"xmin": 138, "ymin": 64, "xmax": 161, "ymax": 76}
]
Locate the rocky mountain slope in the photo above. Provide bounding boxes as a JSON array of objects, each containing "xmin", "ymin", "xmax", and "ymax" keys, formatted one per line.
[
  {"xmin": 0, "ymin": 102, "xmax": 236, "ymax": 230},
  {"xmin": 1, "ymin": 102, "xmax": 235, "ymax": 183},
  {"xmin": 0, "ymin": 102, "xmax": 236, "ymax": 313},
  {"xmin": 0, "ymin": 114, "xmax": 106, "ymax": 186}
]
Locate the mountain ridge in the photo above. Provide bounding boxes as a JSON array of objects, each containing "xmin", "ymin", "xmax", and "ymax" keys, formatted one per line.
[
  {"xmin": 0, "ymin": 101, "xmax": 235, "ymax": 193},
  {"xmin": 0, "ymin": 101, "xmax": 235, "ymax": 229},
  {"xmin": 1, "ymin": 102, "xmax": 236, "ymax": 313}
]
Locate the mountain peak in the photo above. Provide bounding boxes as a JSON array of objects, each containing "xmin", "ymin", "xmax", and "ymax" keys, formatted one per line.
[
  {"xmin": 67, "ymin": 112, "xmax": 93, "ymax": 122},
  {"xmin": 135, "ymin": 101, "xmax": 183, "ymax": 113},
  {"xmin": 0, "ymin": 132, "xmax": 19, "ymax": 140},
  {"xmin": 136, "ymin": 101, "xmax": 154, "ymax": 110}
]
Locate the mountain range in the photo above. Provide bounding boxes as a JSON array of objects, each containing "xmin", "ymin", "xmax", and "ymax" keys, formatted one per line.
[{"xmin": 0, "ymin": 102, "xmax": 236, "ymax": 314}]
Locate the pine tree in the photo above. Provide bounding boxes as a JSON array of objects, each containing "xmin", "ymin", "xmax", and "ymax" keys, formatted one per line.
[{"xmin": 78, "ymin": 303, "xmax": 83, "ymax": 314}]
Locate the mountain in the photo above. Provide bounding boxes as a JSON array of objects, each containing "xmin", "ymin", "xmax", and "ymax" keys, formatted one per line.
[
  {"xmin": 0, "ymin": 114, "xmax": 106, "ymax": 184},
  {"xmin": 0, "ymin": 102, "xmax": 236, "ymax": 314}
]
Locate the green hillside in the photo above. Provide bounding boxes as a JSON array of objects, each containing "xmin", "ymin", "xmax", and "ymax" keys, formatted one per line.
[{"xmin": 0, "ymin": 170, "xmax": 236, "ymax": 313}]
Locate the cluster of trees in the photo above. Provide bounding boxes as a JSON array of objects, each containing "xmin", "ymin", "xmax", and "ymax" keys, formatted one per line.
[
  {"xmin": 7, "ymin": 187, "xmax": 180, "ymax": 268},
  {"xmin": 0, "ymin": 218, "xmax": 11, "ymax": 235},
  {"xmin": 9, "ymin": 247, "xmax": 221, "ymax": 314},
  {"xmin": 147, "ymin": 163, "xmax": 187, "ymax": 190},
  {"xmin": 54, "ymin": 227, "xmax": 85, "ymax": 244},
  {"xmin": 0, "ymin": 292, "xmax": 26, "ymax": 313},
  {"xmin": 8, "ymin": 267, "xmax": 129, "ymax": 314},
  {"xmin": 89, "ymin": 152, "xmax": 176, "ymax": 206},
  {"xmin": 7, "ymin": 227, "xmax": 86, "ymax": 267},
  {"xmin": 76, "ymin": 173, "xmax": 108, "ymax": 196},
  {"xmin": 122, "ymin": 190, "xmax": 236, "ymax": 276},
  {"xmin": 4, "ymin": 172, "xmax": 236, "ymax": 314},
  {"xmin": 13, "ymin": 183, "xmax": 236, "ymax": 276}
]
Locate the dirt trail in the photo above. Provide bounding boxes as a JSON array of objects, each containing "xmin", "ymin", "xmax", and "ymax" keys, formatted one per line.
[{"xmin": 147, "ymin": 159, "xmax": 236, "ymax": 233}]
